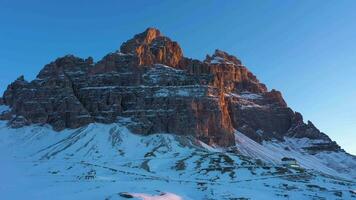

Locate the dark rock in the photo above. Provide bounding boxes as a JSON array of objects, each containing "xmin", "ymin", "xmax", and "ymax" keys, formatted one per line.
[
  {"xmin": 85, "ymin": 56, "xmax": 94, "ymax": 65},
  {"xmin": 262, "ymin": 89, "xmax": 287, "ymax": 107},
  {"xmin": 303, "ymin": 141, "xmax": 341, "ymax": 154},
  {"xmin": 0, "ymin": 28, "xmax": 340, "ymax": 149},
  {"xmin": 9, "ymin": 116, "xmax": 30, "ymax": 128}
]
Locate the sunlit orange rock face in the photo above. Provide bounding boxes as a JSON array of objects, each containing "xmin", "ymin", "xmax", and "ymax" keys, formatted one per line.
[
  {"xmin": 0, "ymin": 28, "xmax": 335, "ymax": 147},
  {"xmin": 120, "ymin": 28, "xmax": 183, "ymax": 68}
]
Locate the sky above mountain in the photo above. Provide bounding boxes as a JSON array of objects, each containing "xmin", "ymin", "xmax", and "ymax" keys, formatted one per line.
[{"xmin": 0, "ymin": 0, "xmax": 355, "ymax": 155}]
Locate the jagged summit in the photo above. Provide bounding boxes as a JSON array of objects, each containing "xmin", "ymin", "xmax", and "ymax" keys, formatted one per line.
[
  {"xmin": 0, "ymin": 28, "xmax": 342, "ymax": 150},
  {"xmin": 121, "ymin": 27, "xmax": 162, "ymax": 51},
  {"xmin": 205, "ymin": 49, "xmax": 242, "ymax": 66},
  {"xmin": 120, "ymin": 27, "xmax": 183, "ymax": 67}
]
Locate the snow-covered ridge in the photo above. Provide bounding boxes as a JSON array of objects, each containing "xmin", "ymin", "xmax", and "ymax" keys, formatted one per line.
[
  {"xmin": 226, "ymin": 92, "xmax": 266, "ymax": 109},
  {"xmin": 234, "ymin": 131, "xmax": 356, "ymax": 180},
  {"xmin": 0, "ymin": 121, "xmax": 355, "ymax": 200},
  {"xmin": 210, "ymin": 56, "xmax": 236, "ymax": 66}
]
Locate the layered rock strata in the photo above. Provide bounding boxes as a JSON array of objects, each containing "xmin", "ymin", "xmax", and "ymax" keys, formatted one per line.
[{"xmin": 0, "ymin": 28, "xmax": 339, "ymax": 150}]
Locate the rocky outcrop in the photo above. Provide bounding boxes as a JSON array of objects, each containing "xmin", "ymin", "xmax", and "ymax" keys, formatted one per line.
[
  {"xmin": 120, "ymin": 28, "xmax": 183, "ymax": 68},
  {"xmin": 204, "ymin": 49, "xmax": 267, "ymax": 94},
  {"xmin": 2, "ymin": 56, "xmax": 94, "ymax": 130},
  {"xmin": 0, "ymin": 28, "xmax": 341, "ymax": 150}
]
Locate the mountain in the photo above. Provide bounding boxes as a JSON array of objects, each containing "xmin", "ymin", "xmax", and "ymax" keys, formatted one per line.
[{"xmin": 0, "ymin": 28, "xmax": 355, "ymax": 199}]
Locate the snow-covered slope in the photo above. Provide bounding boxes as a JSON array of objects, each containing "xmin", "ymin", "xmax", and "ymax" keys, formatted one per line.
[
  {"xmin": 234, "ymin": 131, "xmax": 356, "ymax": 180},
  {"xmin": 0, "ymin": 121, "xmax": 355, "ymax": 200}
]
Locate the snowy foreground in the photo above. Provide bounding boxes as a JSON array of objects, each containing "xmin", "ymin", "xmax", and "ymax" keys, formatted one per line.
[{"xmin": 0, "ymin": 120, "xmax": 355, "ymax": 200}]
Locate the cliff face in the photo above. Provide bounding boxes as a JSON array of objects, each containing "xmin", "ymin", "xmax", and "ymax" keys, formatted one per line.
[
  {"xmin": 120, "ymin": 28, "xmax": 183, "ymax": 68},
  {"xmin": 0, "ymin": 28, "xmax": 339, "ymax": 150}
]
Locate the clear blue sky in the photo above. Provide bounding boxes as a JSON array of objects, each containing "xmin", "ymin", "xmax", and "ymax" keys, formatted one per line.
[{"xmin": 1, "ymin": 0, "xmax": 355, "ymax": 154}]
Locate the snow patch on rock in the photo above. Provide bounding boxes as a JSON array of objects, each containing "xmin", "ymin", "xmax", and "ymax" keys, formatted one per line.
[{"xmin": 0, "ymin": 105, "xmax": 10, "ymax": 114}]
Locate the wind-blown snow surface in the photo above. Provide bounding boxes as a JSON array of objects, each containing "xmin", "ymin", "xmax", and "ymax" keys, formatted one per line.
[
  {"xmin": 0, "ymin": 120, "xmax": 355, "ymax": 200},
  {"xmin": 234, "ymin": 132, "xmax": 356, "ymax": 181}
]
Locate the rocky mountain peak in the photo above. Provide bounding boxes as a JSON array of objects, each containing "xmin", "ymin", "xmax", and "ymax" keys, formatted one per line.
[
  {"xmin": 1, "ymin": 28, "xmax": 355, "ymax": 198},
  {"xmin": 205, "ymin": 49, "xmax": 242, "ymax": 66},
  {"xmin": 120, "ymin": 28, "xmax": 161, "ymax": 53},
  {"xmin": 36, "ymin": 55, "xmax": 92, "ymax": 79},
  {"xmin": 0, "ymin": 28, "xmax": 341, "ymax": 150},
  {"xmin": 139, "ymin": 27, "xmax": 162, "ymax": 43},
  {"xmin": 120, "ymin": 28, "xmax": 183, "ymax": 67},
  {"xmin": 15, "ymin": 75, "xmax": 26, "ymax": 82}
]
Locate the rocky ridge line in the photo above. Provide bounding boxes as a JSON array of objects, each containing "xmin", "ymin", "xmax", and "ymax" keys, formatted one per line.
[{"xmin": 0, "ymin": 28, "xmax": 340, "ymax": 151}]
